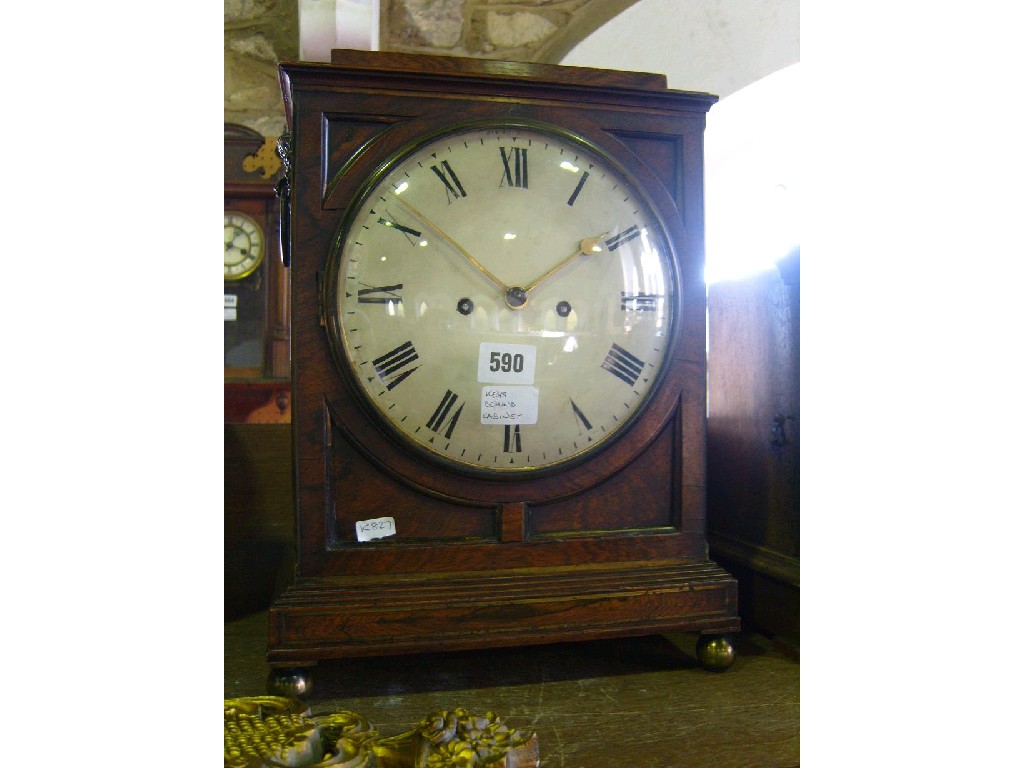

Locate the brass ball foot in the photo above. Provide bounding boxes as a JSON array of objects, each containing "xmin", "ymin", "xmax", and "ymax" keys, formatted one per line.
[
  {"xmin": 267, "ymin": 667, "xmax": 313, "ymax": 698},
  {"xmin": 696, "ymin": 634, "xmax": 736, "ymax": 671}
]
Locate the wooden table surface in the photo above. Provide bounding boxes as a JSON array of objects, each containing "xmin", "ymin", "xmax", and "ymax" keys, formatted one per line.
[{"xmin": 226, "ymin": 612, "xmax": 799, "ymax": 767}]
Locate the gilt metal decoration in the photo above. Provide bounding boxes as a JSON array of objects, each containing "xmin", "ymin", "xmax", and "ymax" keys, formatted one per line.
[
  {"xmin": 224, "ymin": 697, "xmax": 539, "ymax": 768},
  {"xmin": 242, "ymin": 136, "xmax": 284, "ymax": 179}
]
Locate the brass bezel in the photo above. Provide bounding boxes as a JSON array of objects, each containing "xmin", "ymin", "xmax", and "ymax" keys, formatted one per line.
[{"xmin": 224, "ymin": 211, "xmax": 266, "ymax": 281}]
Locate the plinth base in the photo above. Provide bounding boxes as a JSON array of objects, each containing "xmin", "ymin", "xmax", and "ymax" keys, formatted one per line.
[{"xmin": 268, "ymin": 559, "xmax": 739, "ymax": 679}]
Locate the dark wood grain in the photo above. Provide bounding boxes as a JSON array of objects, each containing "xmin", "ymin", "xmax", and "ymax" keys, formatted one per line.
[
  {"xmin": 269, "ymin": 50, "xmax": 737, "ymax": 670},
  {"xmin": 327, "ymin": 48, "xmax": 671, "ymax": 91},
  {"xmin": 707, "ymin": 259, "xmax": 800, "ymax": 644}
]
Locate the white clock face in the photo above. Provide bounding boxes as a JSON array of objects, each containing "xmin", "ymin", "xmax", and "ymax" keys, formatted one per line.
[
  {"xmin": 224, "ymin": 212, "xmax": 265, "ymax": 280},
  {"xmin": 329, "ymin": 122, "xmax": 678, "ymax": 474}
]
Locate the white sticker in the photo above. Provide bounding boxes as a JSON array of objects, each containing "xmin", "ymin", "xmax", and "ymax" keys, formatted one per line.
[
  {"xmin": 355, "ymin": 516, "xmax": 396, "ymax": 542},
  {"xmin": 481, "ymin": 385, "xmax": 539, "ymax": 425},
  {"xmin": 478, "ymin": 342, "xmax": 536, "ymax": 385},
  {"xmin": 224, "ymin": 307, "xmax": 238, "ymax": 321},
  {"xmin": 224, "ymin": 294, "xmax": 239, "ymax": 308}
]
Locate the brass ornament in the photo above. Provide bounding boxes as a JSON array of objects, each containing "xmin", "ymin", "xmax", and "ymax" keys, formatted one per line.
[
  {"xmin": 242, "ymin": 136, "xmax": 283, "ymax": 179},
  {"xmin": 224, "ymin": 697, "xmax": 539, "ymax": 768}
]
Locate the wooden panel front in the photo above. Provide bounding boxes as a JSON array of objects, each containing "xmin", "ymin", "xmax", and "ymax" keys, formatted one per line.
[
  {"xmin": 269, "ymin": 51, "xmax": 736, "ymax": 663},
  {"xmin": 329, "ymin": 426, "xmax": 500, "ymax": 545},
  {"xmin": 529, "ymin": 412, "xmax": 679, "ymax": 536}
]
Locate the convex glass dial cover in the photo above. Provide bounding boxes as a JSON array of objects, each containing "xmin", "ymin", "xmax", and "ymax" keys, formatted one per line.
[{"xmin": 328, "ymin": 122, "xmax": 679, "ymax": 474}]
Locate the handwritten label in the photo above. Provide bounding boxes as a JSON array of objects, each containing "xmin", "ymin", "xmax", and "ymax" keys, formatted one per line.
[
  {"xmin": 355, "ymin": 516, "xmax": 396, "ymax": 542},
  {"xmin": 480, "ymin": 385, "xmax": 539, "ymax": 425},
  {"xmin": 477, "ymin": 342, "xmax": 536, "ymax": 385}
]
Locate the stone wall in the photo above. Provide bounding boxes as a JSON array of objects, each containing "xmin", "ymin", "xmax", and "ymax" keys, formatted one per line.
[
  {"xmin": 224, "ymin": 0, "xmax": 298, "ymax": 136},
  {"xmin": 224, "ymin": 0, "xmax": 638, "ymax": 135},
  {"xmin": 382, "ymin": 0, "xmax": 637, "ymax": 62}
]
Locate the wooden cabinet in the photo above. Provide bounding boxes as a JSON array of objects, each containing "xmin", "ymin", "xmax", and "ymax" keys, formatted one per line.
[{"xmin": 707, "ymin": 249, "xmax": 799, "ymax": 650}]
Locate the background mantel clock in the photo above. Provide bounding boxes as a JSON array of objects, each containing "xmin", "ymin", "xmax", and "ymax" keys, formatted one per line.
[{"xmin": 267, "ymin": 49, "xmax": 739, "ymax": 693}]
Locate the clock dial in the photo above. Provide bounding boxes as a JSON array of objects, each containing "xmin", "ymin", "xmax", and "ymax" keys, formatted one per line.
[
  {"xmin": 328, "ymin": 122, "xmax": 678, "ymax": 474},
  {"xmin": 224, "ymin": 211, "xmax": 265, "ymax": 280}
]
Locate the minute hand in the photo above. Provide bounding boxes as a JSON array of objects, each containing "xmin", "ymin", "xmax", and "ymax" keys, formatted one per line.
[
  {"xmin": 523, "ymin": 233, "xmax": 608, "ymax": 293},
  {"xmin": 394, "ymin": 197, "xmax": 510, "ymax": 293}
]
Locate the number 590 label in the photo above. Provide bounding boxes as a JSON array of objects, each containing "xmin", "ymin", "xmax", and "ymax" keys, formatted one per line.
[{"xmin": 477, "ymin": 342, "xmax": 536, "ymax": 385}]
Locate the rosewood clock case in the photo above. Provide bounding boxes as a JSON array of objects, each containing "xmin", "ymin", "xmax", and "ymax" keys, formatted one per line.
[{"xmin": 266, "ymin": 49, "xmax": 739, "ymax": 678}]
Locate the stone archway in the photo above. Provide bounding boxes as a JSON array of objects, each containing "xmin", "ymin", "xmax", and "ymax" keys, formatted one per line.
[
  {"xmin": 381, "ymin": 0, "xmax": 641, "ymax": 64},
  {"xmin": 225, "ymin": 0, "xmax": 642, "ymax": 135}
]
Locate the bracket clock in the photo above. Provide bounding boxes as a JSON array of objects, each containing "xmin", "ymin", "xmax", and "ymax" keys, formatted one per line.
[{"xmin": 267, "ymin": 49, "xmax": 739, "ymax": 693}]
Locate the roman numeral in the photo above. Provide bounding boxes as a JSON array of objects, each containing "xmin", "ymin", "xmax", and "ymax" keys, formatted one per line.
[
  {"xmin": 377, "ymin": 215, "xmax": 422, "ymax": 240},
  {"xmin": 499, "ymin": 146, "xmax": 528, "ymax": 189},
  {"xmin": 605, "ymin": 226, "xmax": 641, "ymax": 252},
  {"xmin": 430, "ymin": 159, "xmax": 467, "ymax": 201},
  {"xmin": 426, "ymin": 389, "xmax": 464, "ymax": 439},
  {"xmin": 357, "ymin": 283, "xmax": 403, "ymax": 305},
  {"xmin": 566, "ymin": 170, "xmax": 590, "ymax": 206},
  {"xmin": 601, "ymin": 343, "xmax": 645, "ymax": 387},
  {"xmin": 503, "ymin": 424, "xmax": 522, "ymax": 453},
  {"xmin": 372, "ymin": 340, "xmax": 420, "ymax": 390},
  {"xmin": 569, "ymin": 398, "xmax": 593, "ymax": 434},
  {"xmin": 620, "ymin": 291, "xmax": 662, "ymax": 311}
]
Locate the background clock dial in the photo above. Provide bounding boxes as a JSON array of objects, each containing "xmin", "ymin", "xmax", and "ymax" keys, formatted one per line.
[
  {"xmin": 224, "ymin": 211, "xmax": 265, "ymax": 280},
  {"xmin": 328, "ymin": 122, "xmax": 678, "ymax": 474}
]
